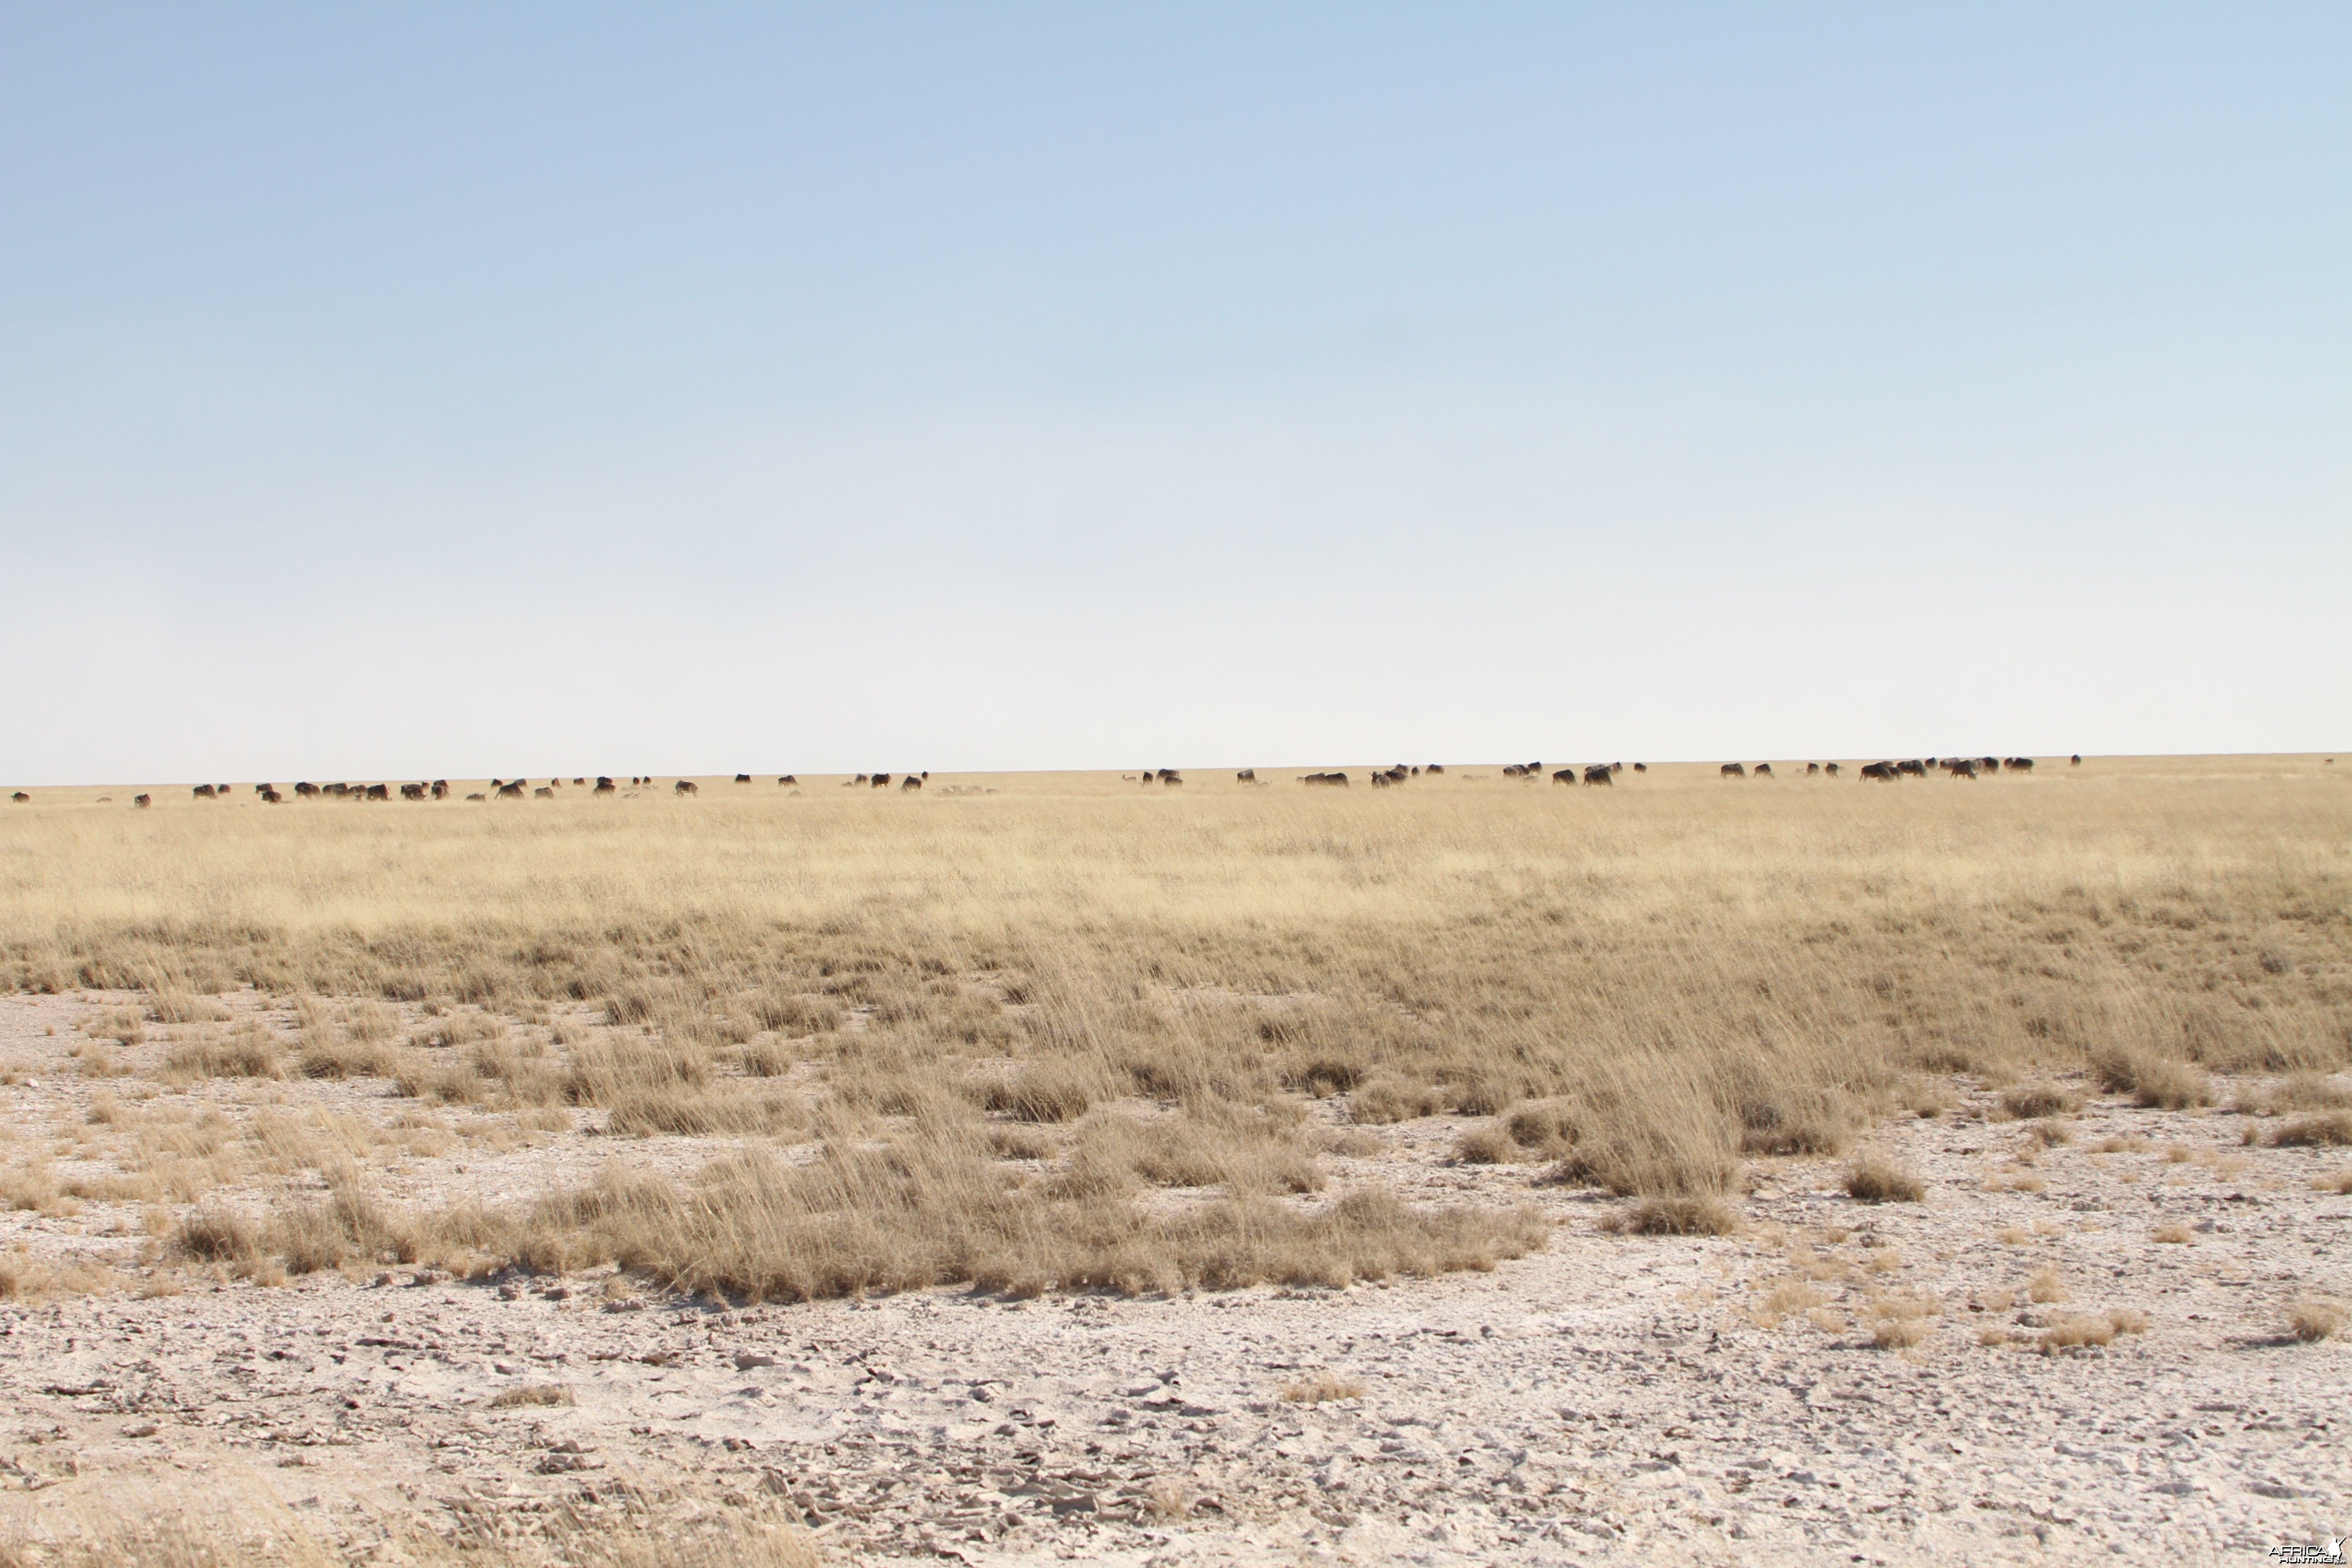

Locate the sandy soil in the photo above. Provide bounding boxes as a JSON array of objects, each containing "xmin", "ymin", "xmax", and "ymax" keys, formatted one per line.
[{"xmin": 0, "ymin": 991, "xmax": 2345, "ymax": 1564}]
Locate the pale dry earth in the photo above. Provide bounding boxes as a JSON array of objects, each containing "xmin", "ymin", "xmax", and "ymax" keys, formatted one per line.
[{"xmin": 0, "ymin": 992, "xmax": 2346, "ymax": 1566}]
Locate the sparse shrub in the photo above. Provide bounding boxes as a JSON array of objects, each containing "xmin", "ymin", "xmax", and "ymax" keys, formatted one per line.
[
  {"xmin": 2151, "ymin": 1223, "xmax": 2195, "ymax": 1245},
  {"xmin": 1279, "ymin": 1370, "xmax": 1364, "ymax": 1404},
  {"xmin": 149, "ymin": 993, "xmax": 230, "ymax": 1025},
  {"xmin": 1843, "ymin": 1152, "xmax": 1925, "ymax": 1203},
  {"xmin": 1502, "ymin": 1100, "xmax": 1581, "ymax": 1158},
  {"xmin": 1998, "ymin": 1083, "xmax": 2081, "ymax": 1121},
  {"xmin": 175, "ymin": 1207, "xmax": 260, "ymax": 1267},
  {"xmin": 488, "ymin": 1382, "xmax": 576, "ymax": 1408},
  {"xmin": 2092, "ymin": 1048, "xmax": 2213, "ymax": 1109},
  {"xmin": 1734, "ymin": 1083, "xmax": 1859, "ymax": 1156},
  {"xmin": 1450, "ymin": 1124, "xmax": 1519, "ymax": 1165},
  {"xmin": 2037, "ymin": 1315, "xmax": 2116, "ymax": 1353},
  {"xmin": 741, "ymin": 1040, "xmax": 794, "ymax": 1077},
  {"xmin": 298, "ymin": 1035, "xmax": 396, "ymax": 1079},
  {"xmin": 2288, "ymin": 1295, "xmax": 2346, "ymax": 1342},
  {"xmin": 1870, "ymin": 1306, "xmax": 1934, "ymax": 1350},
  {"xmin": 977, "ymin": 1060, "xmax": 1100, "ymax": 1123},
  {"xmin": 2271, "ymin": 1112, "xmax": 2352, "ymax": 1147},
  {"xmin": 1607, "ymin": 1196, "xmax": 1738, "ymax": 1236},
  {"xmin": 2027, "ymin": 1266, "xmax": 2068, "ymax": 1303},
  {"xmin": 1284, "ymin": 1058, "xmax": 1364, "ymax": 1098},
  {"xmin": 165, "ymin": 1032, "xmax": 283, "ymax": 1081},
  {"xmin": 2024, "ymin": 1118, "xmax": 2073, "ymax": 1148}
]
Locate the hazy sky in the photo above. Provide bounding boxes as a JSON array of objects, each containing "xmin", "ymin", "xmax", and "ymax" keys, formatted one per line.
[{"xmin": 3, "ymin": 4, "xmax": 2345, "ymax": 782}]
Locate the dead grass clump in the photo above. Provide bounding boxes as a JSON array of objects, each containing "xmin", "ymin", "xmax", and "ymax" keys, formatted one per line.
[
  {"xmin": 2094, "ymin": 1133, "xmax": 2151, "ymax": 1153},
  {"xmin": 2151, "ymin": 1222, "xmax": 2195, "ymax": 1244},
  {"xmin": 1057, "ymin": 1106, "xmax": 1323, "ymax": 1196},
  {"xmin": 1605, "ymin": 1195, "xmax": 1739, "ymax": 1235},
  {"xmin": 976, "ymin": 1060, "xmax": 1101, "ymax": 1123},
  {"xmin": 2037, "ymin": 1309, "xmax": 2144, "ymax": 1354},
  {"xmin": 2092, "ymin": 1048, "xmax": 2213, "ymax": 1109},
  {"xmin": 297, "ymin": 1034, "xmax": 396, "ymax": 1078},
  {"xmin": 2287, "ymin": 1294, "xmax": 2347, "ymax": 1342},
  {"xmin": 486, "ymin": 1382, "xmax": 576, "ymax": 1408},
  {"xmin": 1450, "ymin": 1124, "xmax": 1520, "ymax": 1165},
  {"xmin": 1997, "ymin": 1082, "xmax": 2081, "ymax": 1120},
  {"xmin": 2315, "ymin": 1167, "xmax": 2352, "ymax": 1195},
  {"xmin": 2027, "ymin": 1266, "xmax": 2068, "ymax": 1303},
  {"xmin": 411, "ymin": 1009, "xmax": 503, "ymax": 1049},
  {"xmin": 748, "ymin": 991, "xmax": 843, "ymax": 1035},
  {"xmin": 1843, "ymin": 1152, "xmax": 1926, "ymax": 1203},
  {"xmin": 1279, "ymin": 1370, "xmax": 1365, "ymax": 1404},
  {"xmin": 1347, "ymin": 1075, "xmax": 1445, "ymax": 1124},
  {"xmin": 1501, "ymin": 1099, "xmax": 1581, "ymax": 1158},
  {"xmin": 163, "ymin": 1030, "xmax": 282, "ymax": 1080},
  {"xmin": 175, "ymin": 1207, "xmax": 261, "ymax": 1268},
  {"xmin": 2270, "ymin": 1112, "xmax": 2352, "ymax": 1147},
  {"xmin": 1734, "ymin": 1083, "xmax": 1860, "ymax": 1156},
  {"xmin": 2023, "ymin": 1118, "xmax": 2073, "ymax": 1148},
  {"xmin": 1868, "ymin": 1298, "xmax": 1937, "ymax": 1349},
  {"xmin": 0, "ymin": 1161, "xmax": 69, "ymax": 1215},
  {"xmin": 148, "ymin": 992, "xmax": 230, "ymax": 1024}
]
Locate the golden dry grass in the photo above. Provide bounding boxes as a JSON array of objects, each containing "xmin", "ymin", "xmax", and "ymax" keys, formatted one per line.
[{"xmin": 2, "ymin": 757, "xmax": 2347, "ymax": 1298}]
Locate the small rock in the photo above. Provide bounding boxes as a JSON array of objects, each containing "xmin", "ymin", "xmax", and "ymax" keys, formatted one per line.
[{"xmin": 733, "ymin": 1351, "xmax": 778, "ymax": 1371}]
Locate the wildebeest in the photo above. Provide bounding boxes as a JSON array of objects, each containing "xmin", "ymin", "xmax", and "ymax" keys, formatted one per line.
[
  {"xmin": 1370, "ymin": 770, "xmax": 1396, "ymax": 788},
  {"xmin": 1721, "ymin": 763, "xmax": 1745, "ymax": 779},
  {"xmin": 431, "ymin": 780, "xmax": 449, "ymax": 799},
  {"xmin": 1805, "ymin": 763, "xmax": 1821, "ymax": 776},
  {"xmin": 1823, "ymin": 762, "xmax": 1840, "ymax": 777},
  {"xmin": 261, "ymin": 789, "xmax": 282, "ymax": 803},
  {"xmin": 2005, "ymin": 757, "xmax": 2034, "ymax": 771},
  {"xmin": 871, "ymin": 773, "xmax": 891, "ymax": 788},
  {"xmin": 1860, "ymin": 762, "xmax": 1897, "ymax": 782},
  {"xmin": 1754, "ymin": 763, "xmax": 1774, "ymax": 778},
  {"xmin": 1235, "ymin": 769, "xmax": 1256, "ymax": 783},
  {"xmin": 534, "ymin": 785, "xmax": 554, "ymax": 797},
  {"xmin": 900, "ymin": 774, "xmax": 923, "ymax": 791},
  {"xmin": 1632, "ymin": 762, "xmax": 1646, "ymax": 772},
  {"xmin": 1978, "ymin": 755, "xmax": 2000, "ymax": 772},
  {"xmin": 497, "ymin": 781, "xmax": 526, "ymax": 799},
  {"xmin": 1425, "ymin": 764, "xmax": 1445, "ymax": 774},
  {"xmin": 134, "ymin": 794, "xmax": 152, "ymax": 808},
  {"xmin": 323, "ymin": 782, "xmax": 351, "ymax": 796},
  {"xmin": 1301, "ymin": 772, "xmax": 1349, "ymax": 787},
  {"xmin": 294, "ymin": 782, "xmax": 319, "ymax": 798},
  {"xmin": 573, "ymin": 778, "xmax": 585, "ymax": 786},
  {"xmin": 1550, "ymin": 768, "xmax": 1575, "ymax": 785},
  {"xmin": 364, "ymin": 784, "xmax": 391, "ymax": 801},
  {"xmin": 674, "ymin": 779, "xmax": 698, "ymax": 796},
  {"xmin": 735, "ymin": 774, "xmax": 751, "ymax": 784},
  {"xmin": 1584, "ymin": 765, "xmax": 1612, "ymax": 785},
  {"xmin": 1156, "ymin": 769, "xmax": 1182, "ymax": 784},
  {"xmin": 399, "ymin": 782, "xmax": 427, "ymax": 801},
  {"xmin": 9, "ymin": 792, "xmax": 27, "ymax": 803},
  {"xmin": 1409, "ymin": 766, "xmax": 1420, "ymax": 777},
  {"xmin": 1948, "ymin": 759, "xmax": 1978, "ymax": 779},
  {"xmin": 1896, "ymin": 760, "xmax": 1927, "ymax": 777},
  {"xmin": 2071, "ymin": 754, "xmax": 2082, "ymax": 766},
  {"xmin": 777, "ymin": 775, "xmax": 797, "ymax": 785},
  {"xmin": 192, "ymin": 784, "xmax": 216, "ymax": 800},
  {"xmin": 594, "ymin": 777, "xmax": 616, "ymax": 795},
  {"xmin": 1502, "ymin": 764, "xmax": 1527, "ymax": 778}
]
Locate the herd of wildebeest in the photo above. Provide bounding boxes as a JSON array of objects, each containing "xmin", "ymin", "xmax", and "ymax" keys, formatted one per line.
[{"xmin": 5, "ymin": 755, "xmax": 2081, "ymax": 808}]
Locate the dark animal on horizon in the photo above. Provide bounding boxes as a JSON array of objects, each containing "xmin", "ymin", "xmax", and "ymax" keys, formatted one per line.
[
  {"xmin": 1236, "ymin": 769, "xmax": 1257, "ymax": 783},
  {"xmin": 364, "ymin": 784, "xmax": 391, "ymax": 801},
  {"xmin": 134, "ymin": 794, "xmax": 151, "ymax": 808},
  {"xmin": 1409, "ymin": 767, "xmax": 1420, "ymax": 777},
  {"xmin": 192, "ymin": 785, "xmax": 216, "ymax": 800},
  {"xmin": 573, "ymin": 778, "xmax": 584, "ymax": 786},
  {"xmin": 1585, "ymin": 765, "xmax": 1612, "ymax": 785},
  {"xmin": 1425, "ymin": 764, "xmax": 1445, "ymax": 774},
  {"xmin": 466, "ymin": 792, "xmax": 486, "ymax": 801},
  {"xmin": 2071, "ymin": 755, "xmax": 2082, "ymax": 766},
  {"xmin": 871, "ymin": 774, "xmax": 891, "ymax": 788},
  {"xmin": 1805, "ymin": 763, "xmax": 1821, "ymax": 776},
  {"xmin": 674, "ymin": 779, "xmax": 698, "ymax": 796},
  {"xmin": 254, "ymin": 784, "xmax": 271, "ymax": 795},
  {"xmin": 1948, "ymin": 759, "xmax": 1978, "ymax": 779},
  {"xmin": 1754, "ymin": 764, "xmax": 1774, "ymax": 778},
  {"xmin": 1370, "ymin": 770, "xmax": 1395, "ymax": 788},
  {"xmin": 497, "ymin": 781, "xmax": 526, "ymax": 799},
  {"xmin": 922, "ymin": 771, "xmax": 931, "ymax": 780},
  {"xmin": 1896, "ymin": 760, "xmax": 1927, "ymax": 778},
  {"xmin": 1551, "ymin": 769, "xmax": 1575, "ymax": 785},
  {"xmin": 901, "ymin": 774, "xmax": 922, "ymax": 791},
  {"xmin": 1301, "ymin": 772, "xmax": 1349, "ymax": 787},
  {"xmin": 1502, "ymin": 764, "xmax": 1526, "ymax": 778},
  {"xmin": 778, "ymin": 775, "xmax": 796, "ymax": 785},
  {"xmin": 594, "ymin": 777, "xmax": 615, "ymax": 795},
  {"xmin": 735, "ymin": 774, "xmax": 751, "ymax": 784},
  {"xmin": 1823, "ymin": 763, "xmax": 1840, "ymax": 777},
  {"xmin": 9, "ymin": 792, "xmax": 28, "ymax": 803},
  {"xmin": 294, "ymin": 782, "xmax": 319, "ymax": 798},
  {"xmin": 1721, "ymin": 764, "xmax": 1745, "ymax": 779},
  {"xmin": 1377, "ymin": 767, "xmax": 1407, "ymax": 784},
  {"xmin": 431, "ymin": 780, "xmax": 449, "ymax": 799},
  {"xmin": 1860, "ymin": 762, "xmax": 1897, "ymax": 782},
  {"xmin": 534, "ymin": 786, "xmax": 554, "ymax": 797},
  {"xmin": 261, "ymin": 789, "xmax": 282, "ymax": 803},
  {"xmin": 1156, "ymin": 769, "xmax": 1182, "ymax": 784},
  {"xmin": 2005, "ymin": 758, "xmax": 2034, "ymax": 771},
  {"xmin": 1979, "ymin": 755, "xmax": 2000, "ymax": 772},
  {"xmin": 850, "ymin": 775, "xmax": 867, "ymax": 785},
  {"xmin": 399, "ymin": 783, "xmax": 427, "ymax": 801}
]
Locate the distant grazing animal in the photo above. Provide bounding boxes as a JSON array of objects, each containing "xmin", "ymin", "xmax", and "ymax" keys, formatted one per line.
[
  {"xmin": 1860, "ymin": 762, "xmax": 1897, "ymax": 782},
  {"xmin": 594, "ymin": 778, "xmax": 615, "ymax": 795},
  {"xmin": 922, "ymin": 771, "xmax": 930, "ymax": 779},
  {"xmin": 1409, "ymin": 766, "xmax": 1420, "ymax": 777},
  {"xmin": 849, "ymin": 775, "xmax": 867, "ymax": 786},
  {"xmin": 1301, "ymin": 772, "xmax": 1349, "ymax": 787},
  {"xmin": 735, "ymin": 774, "xmax": 751, "ymax": 784},
  {"xmin": 192, "ymin": 785, "xmax": 216, "ymax": 800},
  {"xmin": 674, "ymin": 779, "xmax": 698, "ymax": 796},
  {"xmin": 497, "ymin": 781, "xmax": 526, "ymax": 799},
  {"xmin": 431, "ymin": 780, "xmax": 449, "ymax": 799},
  {"xmin": 1502, "ymin": 764, "xmax": 1528, "ymax": 778},
  {"xmin": 1379, "ymin": 767, "xmax": 1407, "ymax": 784},
  {"xmin": 1156, "ymin": 769, "xmax": 1182, "ymax": 784},
  {"xmin": 2005, "ymin": 757, "xmax": 2034, "ymax": 771},
  {"xmin": 1369, "ymin": 770, "xmax": 1395, "ymax": 788},
  {"xmin": 534, "ymin": 786, "xmax": 554, "ymax": 797},
  {"xmin": 1948, "ymin": 759, "xmax": 1978, "ymax": 779},
  {"xmin": 1978, "ymin": 755, "xmax": 1999, "ymax": 772},
  {"xmin": 777, "ymin": 775, "xmax": 796, "ymax": 785},
  {"xmin": 364, "ymin": 784, "xmax": 391, "ymax": 801},
  {"xmin": 1551, "ymin": 769, "xmax": 1575, "ymax": 785},
  {"xmin": 134, "ymin": 794, "xmax": 152, "ymax": 808},
  {"xmin": 254, "ymin": 784, "xmax": 271, "ymax": 795},
  {"xmin": 871, "ymin": 774, "xmax": 891, "ymax": 788},
  {"xmin": 1235, "ymin": 769, "xmax": 1256, "ymax": 783},
  {"xmin": 399, "ymin": 783, "xmax": 426, "ymax": 800},
  {"xmin": 1896, "ymin": 760, "xmax": 1927, "ymax": 777},
  {"xmin": 465, "ymin": 792, "xmax": 486, "ymax": 801},
  {"xmin": 1584, "ymin": 765, "xmax": 1612, "ymax": 785},
  {"xmin": 2071, "ymin": 754, "xmax": 2082, "ymax": 766},
  {"xmin": 9, "ymin": 792, "xmax": 28, "ymax": 803},
  {"xmin": 1805, "ymin": 763, "xmax": 1821, "ymax": 776},
  {"xmin": 261, "ymin": 789, "xmax": 282, "ymax": 804},
  {"xmin": 1754, "ymin": 764, "xmax": 1774, "ymax": 778},
  {"xmin": 573, "ymin": 778, "xmax": 585, "ymax": 786},
  {"xmin": 1425, "ymin": 764, "xmax": 1445, "ymax": 774},
  {"xmin": 294, "ymin": 782, "xmax": 319, "ymax": 798},
  {"xmin": 900, "ymin": 774, "xmax": 922, "ymax": 791},
  {"xmin": 1632, "ymin": 763, "xmax": 1646, "ymax": 773},
  {"xmin": 1823, "ymin": 763, "xmax": 1840, "ymax": 777},
  {"xmin": 1721, "ymin": 763, "xmax": 1745, "ymax": 779}
]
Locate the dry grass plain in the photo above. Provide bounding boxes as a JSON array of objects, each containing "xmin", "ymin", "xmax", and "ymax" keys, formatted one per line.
[{"xmin": 0, "ymin": 755, "xmax": 2346, "ymax": 1563}]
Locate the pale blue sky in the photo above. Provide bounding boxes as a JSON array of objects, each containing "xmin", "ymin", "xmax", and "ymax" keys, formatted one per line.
[{"xmin": 3, "ymin": 4, "xmax": 2344, "ymax": 782}]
